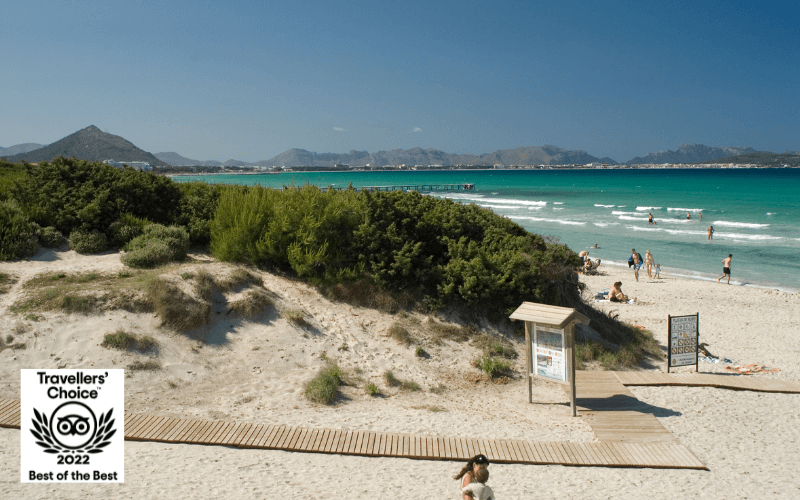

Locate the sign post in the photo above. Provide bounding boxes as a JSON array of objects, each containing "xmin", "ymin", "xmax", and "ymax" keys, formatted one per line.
[
  {"xmin": 510, "ymin": 302, "xmax": 589, "ymax": 417},
  {"xmin": 668, "ymin": 313, "xmax": 699, "ymax": 373}
]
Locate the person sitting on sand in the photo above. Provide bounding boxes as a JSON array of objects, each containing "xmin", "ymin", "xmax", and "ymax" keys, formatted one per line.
[
  {"xmin": 608, "ymin": 281, "xmax": 636, "ymax": 303},
  {"xmin": 461, "ymin": 467, "xmax": 494, "ymax": 500},
  {"xmin": 455, "ymin": 455, "xmax": 491, "ymax": 500},
  {"xmin": 579, "ymin": 250, "xmax": 589, "ymax": 269}
]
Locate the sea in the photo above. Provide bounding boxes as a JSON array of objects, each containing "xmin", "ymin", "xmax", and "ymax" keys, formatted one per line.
[{"xmin": 172, "ymin": 168, "xmax": 800, "ymax": 292}]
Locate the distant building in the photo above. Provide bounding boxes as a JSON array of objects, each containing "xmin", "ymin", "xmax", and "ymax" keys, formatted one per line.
[{"xmin": 102, "ymin": 159, "xmax": 152, "ymax": 171}]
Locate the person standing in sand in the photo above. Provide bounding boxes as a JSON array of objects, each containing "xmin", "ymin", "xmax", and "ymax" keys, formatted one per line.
[
  {"xmin": 719, "ymin": 254, "xmax": 732, "ymax": 284},
  {"xmin": 630, "ymin": 248, "xmax": 643, "ymax": 281},
  {"xmin": 455, "ymin": 455, "xmax": 491, "ymax": 500},
  {"xmin": 645, "ymin": 250, "xmax": 654, "ymax": 278},
  {"xmin": 708, "ymin": 225, "xmax": 714, "ymax": 240}
]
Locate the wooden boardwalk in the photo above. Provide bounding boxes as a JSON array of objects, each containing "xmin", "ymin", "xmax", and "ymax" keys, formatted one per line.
[
  {"xmin": 613, "ymin": 371, "xmax": 800, "ymax": 393},
  {"xmin": 568, "ymin": 372, "xmax": 678, "ymax": 444},
  {"xmin": 0, "ymin": 397, "xmax": 704, "ymax": 469}
]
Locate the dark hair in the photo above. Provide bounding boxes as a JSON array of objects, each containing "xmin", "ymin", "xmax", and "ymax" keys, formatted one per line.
[
  {"xmin": 614, "ymin": 281, "xmax": 622, "ymax": 287},
  {"xmin": 729, "ymin": 254, "xmax": 732, "ymax": 257},
  {"xmin": 453, "ymin": 455, "xmax": 489, "ymax": 480}
]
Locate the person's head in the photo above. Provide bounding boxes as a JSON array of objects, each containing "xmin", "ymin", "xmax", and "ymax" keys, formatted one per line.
[
  {"xmin": 454, "ymin": 455, "xmax": 490, "ymax": 480},
  {"xmin": 614, "ymin": 281, "xmax": 622, "ymax": 289},
  {"xmin": 646, "ymin": 250, "xmax": 650, "ymax": 254},
  {"xmin": 631, "ymin": 248, "xmax": 635, "ymax": 253},
  {"xmin": 473, "ymin": 467, "xmax": 489, "ymax": 484},
  {"xmin": 729, "ymin": 254, "xmax": 732, "ymax": 258}
]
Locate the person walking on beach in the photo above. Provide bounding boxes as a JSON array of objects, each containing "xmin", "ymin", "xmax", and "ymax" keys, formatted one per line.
[
  {"xmin": 718, "ymin": 254, "xmax": 732, "ymax": 284},
  {"xmin": 630, "ymin": 249, "xmax": 643, "ymax": 281},
  {"xmin": 708, "ymin": 225, "xmax": 714, "ymax": 240},
  {"xmin": 645, "ymin": 250, "xmax": 654, "ymax": 278},
  {"xmin": 455, "ymin": 455, "xmax": 491, "ymax": 500}
]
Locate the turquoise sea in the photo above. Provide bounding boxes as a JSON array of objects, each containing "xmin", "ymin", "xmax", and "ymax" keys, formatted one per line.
[{"xmin": 173, "ymin": 169, "xmax": 800, "ymax": 292}]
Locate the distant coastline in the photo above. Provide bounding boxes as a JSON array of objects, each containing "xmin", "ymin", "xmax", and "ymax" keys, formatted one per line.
[{"xmin": 165, "ymin": 164, "xmax": 798, "ymax": 176}]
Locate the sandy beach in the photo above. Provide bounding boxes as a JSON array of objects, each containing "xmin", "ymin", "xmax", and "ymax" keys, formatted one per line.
[{"xmin": 1, "ymin": 251, "xmax": 799, "ymax": 499}]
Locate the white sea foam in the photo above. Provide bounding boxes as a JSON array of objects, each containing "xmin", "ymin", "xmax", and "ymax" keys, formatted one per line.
[
  {"xmin": 593, "ymin": 222, "xmax": 615, "ymax": 227},
  {"xmin": 627, "ymin": 226, "xmax": 662, "ymax": 232},
  {"xmin": 594, "ymin": 204, "xmax": 615, "ymax": 208},
  {"xmin": 712, "ymin": 220, "xmax": 770, "ymax": 229},
  {"xmin": 510, "ymin": 216, "xmax": 586, "ymax": 226},
  {"xmin": 618, "ymin": 215, "xmax": 651, "ymax": 221},
  {"xmin": 635, "ymin": 206, "xmax": 662, "ymax": 211},
  {"xmin": 767, "ymin": 212, "xmax": 775, "ymax": 215},
  {"xmin": 553, "ymin": 202, "xmax": 564, "ymax": 205},
  {"xmin": 553, "ymin": 208, "xmax": 564, "ymax": 210},
  {"xmin": 432, "ymin": 193, "xmax": 484, "ymax": 200},
  {"xmin": 617, "ymin": 205, "xmax": 626, "ymax": 208},
  {"xmin": 665, "ymin": 229, "xmax": 706, "ymax": 236},
  {"xmin": 478, "ymin": 204, "xmax": 523, "ymax": 210},
  {"xmin": 613, "ymin": 211, "xmax": 647, "ymax": 216},
  {"xmin": 528, "ymin": 206, "xmax": 544, "ymax": 210},
  {"xmin": 667, "ymin": 207, "xmax": 703, "ymax": 212},
  {"xmin": 716, "ymin": 232, "xmax": 783, "ymax": 241},
  {"xmin": 481, "ymin": 198, "xmax": 547, "ymax": 206},
  {"xmin": 655, "ymin": 218, "xmax": 692, "ymax": 224}
]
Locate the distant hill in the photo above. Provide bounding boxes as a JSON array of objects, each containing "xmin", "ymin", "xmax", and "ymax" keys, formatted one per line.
[
  {"xmin": 625, "ymin": 144, "xmax": 757, "ymax": 165},
  {"xmin": 154, "ymin": 152, "xmax": 228, "ymax": 167},
  {"xmin": 261, "ymin": 145, "xmax": 616, "ymax": 167},
  {"xmin": 702, "ymin": 152, "xmax": 800, "ymax": 167},
  {"xmin": 0, "ymin": 143, "xmax": 45, "ymax": 156},
  {"xmin": 5, "ymin": 126, "xmax": 168, "ymax": 166}
]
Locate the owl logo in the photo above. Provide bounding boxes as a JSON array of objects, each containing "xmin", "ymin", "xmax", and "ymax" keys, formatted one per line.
[{"xmin": 30, "ymin": 402, "xmax": 116, "ymax": 454}]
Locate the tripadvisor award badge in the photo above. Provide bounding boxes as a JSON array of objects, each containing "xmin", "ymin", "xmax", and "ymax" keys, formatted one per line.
[{"xmin": 21, "ymin": 369, "xmax": 124, "ymax": 483}]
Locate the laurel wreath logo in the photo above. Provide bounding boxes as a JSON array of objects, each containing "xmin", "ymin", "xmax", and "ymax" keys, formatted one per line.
[{"xmin": 30, "ymin": 407, "xmax": 116, "ymax": 454}]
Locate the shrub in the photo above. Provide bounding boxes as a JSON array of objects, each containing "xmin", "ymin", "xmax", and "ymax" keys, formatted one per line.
[
  {"xmin": 384, "ymin": 370, "xmax": 399, "ymax": 387},
  {"xmin": 0, "ymin": 199, "xmax": 38, "ymax": 260},
  {"xmin": 122, "ymin": 224, "xmax": 189, "ymax": 268},
  {"xmin": 472, "ymin": 334, "xmax": 517, "ymax": 359},
  {"xmin": 69, "ymin": 230, "xmax": 108, "ymax": 254},
  {"xmin": 365, "ymin": 382, "xmax": 379, "ymax": 396},
  {"xmin": 37, "ymin": 226, "xmax": 65, "ymax": 248},
  {"xmin": 304, "ymin": 361, "xmax": 344, "ymax": 404},
  {"xmin": 415, "ymin": 347, "xmax": 427, "ymax": 357},
  {"xmin": 107, "ymin": 213, "xmax": 150, "ymax": 248},
  {"xmin": 60, "ymin": 294, "xmax": 97, "ymax": 314},
  {"xmin": 473, "ymin": 356, "xmax": 511, "ymax": 378},
  {"xmin": 175, "ymin": 181, "xmax": 225, "ymax": 245},
  {"xmin": 285, "ymin": 309, "xmax": 309, "ymax": 327}
]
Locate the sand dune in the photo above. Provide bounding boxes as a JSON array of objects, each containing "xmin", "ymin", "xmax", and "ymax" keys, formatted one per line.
[{"xmin": 1, "ymin": 252, "xmax": 798, "ymax": 499}]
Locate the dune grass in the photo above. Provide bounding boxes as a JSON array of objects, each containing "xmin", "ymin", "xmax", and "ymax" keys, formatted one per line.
[
  {"xmin": 101, "ymin": 330, "xmax": 157, "ymax": 351},
  {"xmin": 304, "ymin": 361, "xmax": 344, "ymax": 404},
  {"xmin": 575, "ymin": 323, "xmax": 661, "ymax": 370}
]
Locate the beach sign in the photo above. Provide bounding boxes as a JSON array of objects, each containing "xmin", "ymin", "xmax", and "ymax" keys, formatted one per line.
[
  {"xmin": 668, "ymin": 314, "xmax": 699, "ymax": 372},
  {"xmin": 534, "ymin": 325, "xmax": 567, "ymax": 383},
  {"xmin": 510, "ymin": 302, "xmax": 589, "ymax": 417}
]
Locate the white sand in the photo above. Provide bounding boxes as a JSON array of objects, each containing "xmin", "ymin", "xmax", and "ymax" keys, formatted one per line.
[{"xmin": 1, "ymin": 252, "xmax": 799, "ymax": 499}]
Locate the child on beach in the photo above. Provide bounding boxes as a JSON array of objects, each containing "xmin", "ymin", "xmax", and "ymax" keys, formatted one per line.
[
  {"xmin": 461, "ymin": 467, "xmax": 494, "ymax": 500},
  {"xmin": 654, "ymin": 264, "xmax": 661, "ymax": 278}
]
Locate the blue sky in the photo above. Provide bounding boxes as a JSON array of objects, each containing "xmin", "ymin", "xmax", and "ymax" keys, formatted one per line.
[{"xmin": 2, "ymin": 0, "xmax": 797, "ymax": 163}]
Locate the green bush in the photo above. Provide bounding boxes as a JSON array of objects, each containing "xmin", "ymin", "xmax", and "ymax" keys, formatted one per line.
[
  {"xmin": 0, "ymin": 199, "xmax": 38, "ymax": 260},
  {"xmin": 37, "ymin": 226, "xmax": 65, "ymax": 248},
  {"xmin": 16, "ymin": 157, "xmax": 181, "ymax": 237},
  {"xmin": 107, "ymin": 213, "xmax": 150, "ymax": 248},
  {"xmin": 121, "ymin": 224, "xmax": 189, "ymax": 268},
  {"xmin": 175, "ymin": 182, "xmax": 225, "ymax": 245},
  {"xmin": 305, "ymin": 362, "xmax": 344, "ymax": 404},
  {"xmin": 365, "ymin": 382, "xmax": 379, "ymax": 396},
  {"xmin": 69, "ymin": 230, "xmax": 108, "ymax": 254},
  {"xmin": 474, "ymin": 356, "xmax": 511, "ymax": 378}
]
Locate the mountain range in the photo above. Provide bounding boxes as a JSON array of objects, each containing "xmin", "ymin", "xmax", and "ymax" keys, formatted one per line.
[
  {"xmin": 2, "ymin": 126, "xmax": 168, "ymax": 166},
  {"xmin": 2, "ymin": 125, "xmax": 793, "ymax": 167}
]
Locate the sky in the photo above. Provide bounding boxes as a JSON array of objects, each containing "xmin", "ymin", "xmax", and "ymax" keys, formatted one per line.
[{"xmin": 1, "ymin": 0, "xmax": 798, "ymax": 163}]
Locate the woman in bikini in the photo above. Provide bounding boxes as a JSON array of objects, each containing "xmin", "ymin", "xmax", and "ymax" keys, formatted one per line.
[
  {"xmin": 454, "ymin": 454, "xmax": 490, "ymax": 500},
  {"xmin": 645, "ymin": 250, "xmax": 655, "ymax": 278}
]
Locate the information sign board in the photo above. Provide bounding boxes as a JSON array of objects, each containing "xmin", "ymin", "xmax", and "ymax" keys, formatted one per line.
[
  {"xmin": 668, "ymin": 314, "xmax": 699, "ymax": 371},
  {"xmin": 533, "ymin": 325, "xmax": 566, "ymax": 384}
]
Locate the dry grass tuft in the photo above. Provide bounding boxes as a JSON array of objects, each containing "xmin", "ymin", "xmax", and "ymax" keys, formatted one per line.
[
  {"xmin": 215, "ymin": 267, "xmax": 261, "ymax": 292},
  {"xmin": 323, "ymin": 279, "xmax": 411, "ymax": 314},
  {"xmin": 388, "ymin": 322, "xmax": 414, "ymax": 345},
  {"xmin": 284, "ymin": 309, "xmax": 310, "ymax": 327},
  {"xmin": 230, "ymin": 289, "xmax": 273, "ymax": 317},
  {"xmin": 147, "ymin": 277, "xmax": 210, "ymax": 332},
  {"xmin": 428, "ymin": 320, "xmax": 475, "ymax": 342}
]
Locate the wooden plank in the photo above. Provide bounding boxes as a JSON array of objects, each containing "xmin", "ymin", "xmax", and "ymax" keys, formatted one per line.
[
  {"xmin": 276, "ymin": 426, "xmax": 298, "ymax": 449},
  {"xmin": 433, "ymin": 436, "xmax": 441, "ymax": 459},
  {"xmin": 160, "ymin": 419, "xmax": 192, "ymax": 443},
  {"xmin": 443, "ymin": 437, "xmax": 454, "ymax": 459},
  {"xmin": 348, "ymin": 430, "xmax": 361, "ymax": 454},
  {"xmin": 230, "ymin": 423, "xmax": 254, "ymax": 446},
  {"xmin": 248, "ymin": 424, "xmax": 271, "ymax": 448},
  {"xmin": 310, "ymin": 428, "xmax": 325, "ymax": 453},
  {"xmin": 453, "ymin": 437, "xmax": 463, "ymax": 460},
  {"xmin": 328, "ymin": 429, "xmax": 343, "ymax": 454},
  {"xmin": 303, "ymin": 429, "xmax": 319, "ymax": 451},
  {"xmin": 333, "ymin": 429, "xmax": 347, "ymax": 454},
  {"xmin": 532, "ymin": 442, "xmax": 551, "ymax": 463},
  {"xmin": 184, "ymin": 419, "xmax": 214, "ymax": 444},
  {"xmin": 218, "ymin": 422, "xmax": 244, "ymax": 445},
  {"xmin": 510, "ymin": 440, "xmax": 528, "ymax": 462},
  {"xmin": 500, "ymin": 440, "xmax": 515, "ymax": 462},
  {"xmin": 122, "ymin": 414, "xmax": 145, "ymax": 436},
  {"xmin": 150, "ymin": 417, "xmax": 179, "ymax": 441},
  {"xmin": 376, "ymin": 432, "xmax": 387, "ymax": 456},
  {"xmin": 130, "ymin": 415, "xmax": 159, "ymax": 439},
  {"xmin": 403, "ymin": 434, "xmax": 411, "ymax": 457},
  {"xmin": 175, "ymin": 418, "xmax": 205, "ymax": 443},
  {"xmin": 365, "ymin": 431, "xmax": 377, "ymax": 456},
  {"xmin": 563, "ymin": 443, "xmax": 585, "ymax": 465},
  {"xmin": 485, "ymin": 439, "xmax": 498, "ymax": 461},
  {"xmin": 263, "ymin": 425, "xmax": 285, "ymax": 448},
  {"xmin": 523, "ymin": 441, "xmax": 542, "ymax": 463},
  {"xmin": 209, "ymin": 422, "xmax": 235, "ymax": 444},
  {"xmin": 126, "ymin": 414, "xmax": 155, "ymax": 438}
]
